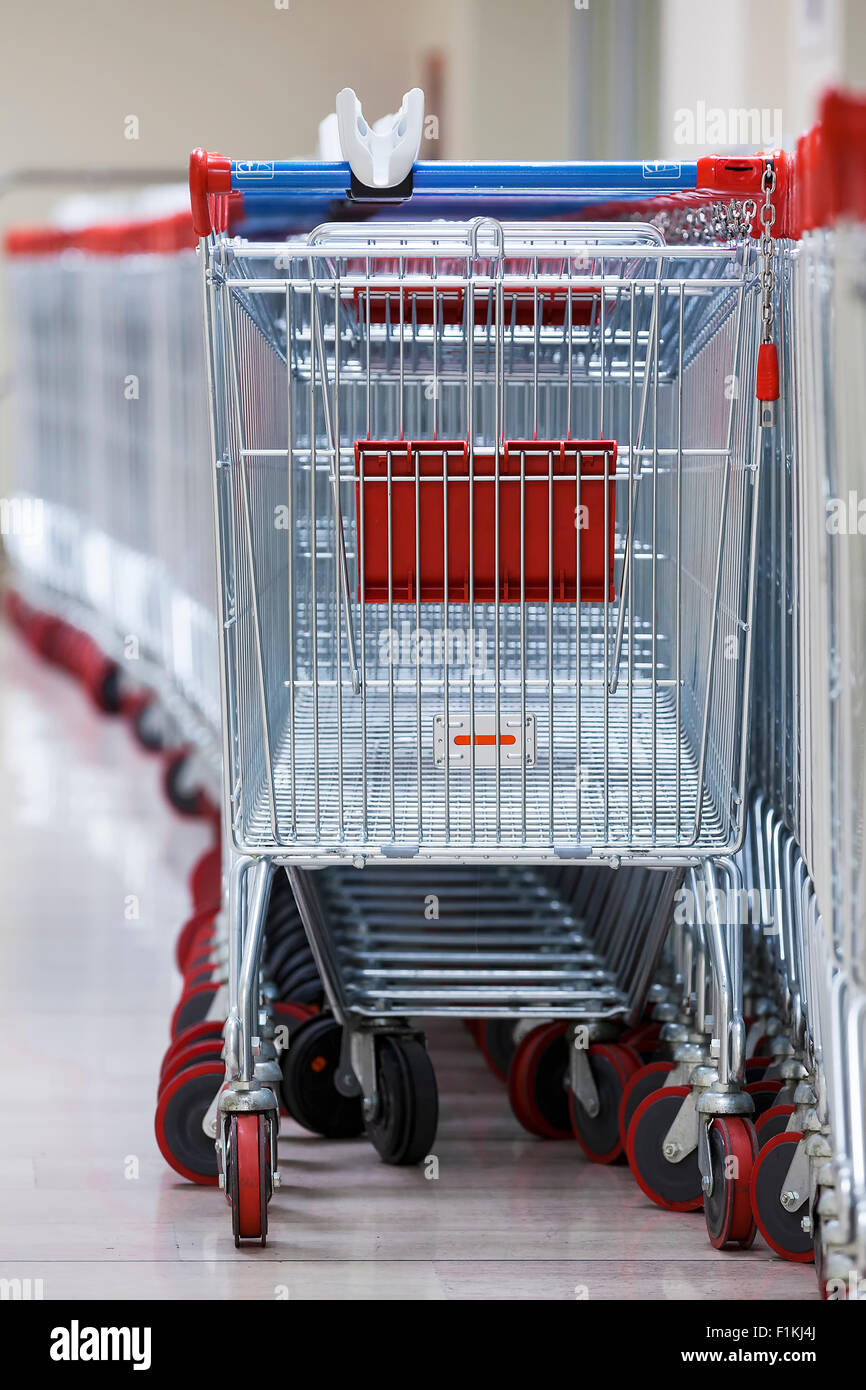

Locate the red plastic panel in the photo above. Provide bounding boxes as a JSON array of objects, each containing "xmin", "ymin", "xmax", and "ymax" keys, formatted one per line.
[
  {"xmin": 355, "ymin": 439, "xmax": 617, "ymax": 605},
  {"xmin": 345, "ymin": 284, "xmax": 612, "ymax": 328}
]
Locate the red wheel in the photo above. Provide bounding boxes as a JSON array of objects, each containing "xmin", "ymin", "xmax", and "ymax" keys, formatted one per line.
[
  {"xmin": 507, "ymin": 1023, "xmax": 571, "ymax": 1138},
  {"xmin": 617, "ymin": 1060, "xmax": 675, "ymax": 1150},
  {"xmin": 704, "ymin": 1116, "xmax": 758, "ymax": 1249},
  {"xmin": 626, "ymin": 1085, "xmax": 703, "ymax": 1211},
  {"xmin": 621, "ymin": 1022, "xmax": 664, "ymax": 1060},
  {"xmin": 750, "ymin": 1131, "xmax": 814, "ymax": 1262},
  {"xmin": 155, "ymin": 1062, "xmax": 222, "ymax": 1184},
  {"xmin": 614, "ymin": 1041, "xmax": 645, "ymax": 1072},
  {"xmin": 175, "ymin": 908, "xmax": 218, "ymax": 973},
  {"xmin": 755, "ymin": 1103, "xmax": 795, "ymax": 1145},
  {"xmin": 159, "ymin": 1040, "xmax": 224, "ymax": 1092},
  {"xmin": 569, "ymin": 1043, "xmax": 641, "ymax": 1163},
  {"xmin": 170, "ymin": 981, "xmax": 219, "ymax": 1040},
  {"xmin": 183, "ymin": 962, "xmax": 218, "ymax": 990},
  {"xmin": 273, "ymin": 1000, "xmax": 317, "ymax": 1029},
  {"xmin": 160, "ymin": 1020, "xmax": 225, "ymax": 1079},
  {"xmin": 745, "ymin": 1078, "xmax": 783, "ymax": 1118},
  {"xmin": 230, "ymin": 1113, "xmax": 270, "ymax": 1246},
  {"xmin": 190, "ymin": 847, "xmax": 222, "ymax": 911}
]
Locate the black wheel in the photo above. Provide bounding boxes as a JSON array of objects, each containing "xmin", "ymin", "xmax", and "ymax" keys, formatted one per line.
[
  {"xmin": 164, "ymin": 752, "xmax": 202, "ymax": 817},
  {"xmin": 280, "ymin": 1015, "xmax": 364, "ymax": 1138},
  {"xmin": 704, "ymin": 1116, "xmax": 758, "ymax": 1249},
  {"xmin": 278, "ymin": 959, "xmax": 322, "ymax": 999},
  {"xmin": 569, "ymin": 1043, "xmax": 639, "ymax": 1163},
  {"xmin": 478, "ymin": 1019, "xmax": 518, "ymax": 1081},
  {"xmin": 266, "ymin": 926, "xmax": 309, "ymax": 978},
  {"xmin": 626, "ymin": 1085, "xmax": 703, "ymax": 1210},
  {"xmin": 366, "ymin": 1035, "xmax": 438, "ymax": 1166},
  {"xmin": 617, "ymin": 1060, "xmax": 675, "ymax": 1150},
  {"xmin": 749, "ymin": 1131, "xmax": 815, "ymax": 1262},
  {"xmin": 285, "ymin": 976, "xmax": 326, "ymax": 1008},
  {"xmin": 134, "ymin": 700, "xmax": 164, "ymax": 751},
  {"xmin": 97, "ymin": 664, "xmax": 123, "ymax": 714},
  {"xmin": 155, "ymin": 1062, "xmax": 222, "ymax": 1184}
]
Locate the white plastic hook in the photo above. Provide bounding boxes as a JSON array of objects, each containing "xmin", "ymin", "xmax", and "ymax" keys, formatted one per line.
[{"xmin": 336, "ymin": 87, "xmax": 424, "ymax": 190}]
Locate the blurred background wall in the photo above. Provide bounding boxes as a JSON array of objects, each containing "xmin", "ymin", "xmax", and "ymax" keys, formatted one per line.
[{"xmin": 3, "ymin": 0, "xmax": 864, "ymax": 224}]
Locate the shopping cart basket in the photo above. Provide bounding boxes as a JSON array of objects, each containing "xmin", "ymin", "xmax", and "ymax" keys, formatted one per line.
[{"xmin": 191, "ymin": 90, "xmax": 786, "ymax": 1244}]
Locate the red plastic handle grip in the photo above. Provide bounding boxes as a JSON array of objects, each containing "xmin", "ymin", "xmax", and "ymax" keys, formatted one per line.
[{"xmin": 189, "ymin": 149, "xmax": 232, "ymax": 237}]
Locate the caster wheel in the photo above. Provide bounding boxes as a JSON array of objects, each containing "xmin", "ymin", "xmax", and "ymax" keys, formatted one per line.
[
  {"xmin": 154, "ymin": 1061, "xmax": 222, "ymax": 1184},
  {"xmin": 617, "ymin": 1059, "xmax": 675, "ymax": 1150},
  {"xmin": 744, "ymin": 1056, "xmax": 771, "ymax": 1083},
  {"xmin": 159, "ymin": 1039, "xmax": 224, "ymax": 1091},
  {"xmin": 477, "ymin": 1019, "xmax": 517, "ymax": 1082},
  {"xmin": 282, "ymin": 976, "xmax": 325, "ymax": 1008},
  {"xmin": 365, "ymin": 1035, "xmax": 438, "ymax": 1166},
  {"xmin": 267, "ymin": 928, "xmax": 310, "ymax": 980},
  {"xmin": 279, "ymin": 1015, "xmax": 363, "ymax": 1138},
  {"xmin": 273, "ymin": 999, "xmax": 318, "ymax": 1023},
  {"xmin": 82, "ymin": 649, "xmax": 122, "ymax": 713},
  {"xmin": 621, "ymin": 1022, "xmax": 663, "ymax": 1061},
  {"xmin": 131, "ymin": 696, "xmax": 164, "ymax": 752},
  {"xmin": 163, "ymin": 750, "xmax": 205, "ymax": 818},
  {"xmin": 507, "ymin": 1022, "xmax": 571, "ymax": 1139},
  {"xmin": 161, "ymin": 1020, "xmax": 225, "ymax": 1080},
  {"xmin": 745, "ymin": 1078, "xmax": 782, "ymax": 1119},
  {"xmin": 176, "ymin": 909, "xmax": 218, "ymax": 974},
  {"xmin": 278, "ymin": 959, "xmax": 322, "ymax": 999},
  {"xmin": 184, "ymin": 962, "xmax": 218, "ymax": 990},
  {"xmin": 626, "ymin": 1086, "xmax": 703, "ymax": 1210},
  {"xmin": 569, "ymin": 1043, "xmax": 640, "ymax": 1163},
  {"xmin": 703, "ymin": 1116, "xmax": 758, "ymax": 1249},
  {"xmin": 749, "ymin": 1131, "xmax": 814, "ymax": 1262},
  {"xmin": 190, "ymin": 847, "xmax": 221, "ymax": 911},
  {"xmin": 755, "ymin": 1103, "xmax": 795, "ymax": 1145},
  {"xmin": 228, "ymin": 1113, "xmax": 270, "ymax": 1246},
  {"xmin": 171, "ymin": 982, "xmax": 219, "ymax": 1040},
  {"xmin": 161, "ymin": 1017, "xmax": 225, "ymax": 1078}
]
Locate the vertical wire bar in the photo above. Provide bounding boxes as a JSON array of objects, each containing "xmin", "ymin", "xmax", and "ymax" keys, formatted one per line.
[
  {"xmin": 533, "ymin": 256, "xmax": 539, "ymax": 439},
  {"xmin": 443, "ymin": 434, "xmax": 450, "ymax": 843},
  {"xmin": 576, "ymin": 442, "xmax": 582, "ymax": 840},
  {"xmin": 548, "ymin": 445, "xmax": 554, "ymax": 839},
  {"xmin": 285, "ymin": 284, "xmax": 296, "ymax": 835},
  {"xmin": 601, "ymin": 254, "xmax": 609, "ymax": 843},
  {"xmin": 676, "ymin": 286, "xmax": 684, "ymax": 841},
  {"xmin": 520, "ymin": 446, "xmax": 527, "ymax": 842},
  {"xmin": 494, "ymin": 269, "xmax": 503, "ymax": 842},
  {"xmin": 309, "ymin": 284, "xmax": 320, "ymax": 835},
  {"xmin": 414, "ymin": 442, "xmax": 422, "ymax": 840},
  {"xmin": 333, "ymin": 278, "xmax": 344, "ymax": 836},
  {"xmin": 627, "ymin": 287, "xmax": 635, "ymax": 840},
  {"xmin": 467, "ymin": 259, "xmax": 476, "ymax": 841},
  {"xmin": 386, "ymin": 446, "xmax": 395, "ymax": 839},
  {"xmin": 359, "ymin": 441, "xmax": 368, "ymax": 843},
  {"xmin": 651, "ymin": 283, "xmax": 659, "ymax": 842}
]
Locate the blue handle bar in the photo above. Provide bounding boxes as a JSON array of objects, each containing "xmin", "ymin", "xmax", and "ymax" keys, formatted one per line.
[{"xmin": 230, "ymin": 159, "xmax": 700, "ymax": 197}]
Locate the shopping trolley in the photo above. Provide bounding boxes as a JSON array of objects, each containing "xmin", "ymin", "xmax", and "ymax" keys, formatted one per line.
[
  {"xmin": 3, "ymin": 207, "xmax": 222, "ymax": 796},
  {"xmin": 192, "ymin": 89, "xmax": 792, "ymax": 1246}
]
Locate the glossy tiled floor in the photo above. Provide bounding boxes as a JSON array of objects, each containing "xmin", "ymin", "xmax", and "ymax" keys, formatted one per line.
[{"xmin": 0, "ymin": 622, "xmax": 818, "ymax": 1300}]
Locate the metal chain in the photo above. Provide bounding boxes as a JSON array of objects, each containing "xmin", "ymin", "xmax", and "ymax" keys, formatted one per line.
[{"xmin": 759, "ymin": 158, "xmax": 777, "ymax": 343}]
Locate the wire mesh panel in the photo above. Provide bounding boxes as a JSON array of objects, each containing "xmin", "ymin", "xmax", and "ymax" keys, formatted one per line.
[{"xmin": 204, "ymin": 221, "xmax": 763, "ymax": 862}]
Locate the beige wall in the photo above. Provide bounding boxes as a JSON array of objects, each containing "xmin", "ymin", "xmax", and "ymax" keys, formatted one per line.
[{"xmin": 0, "ymin": 0, "xmax": 572, "ymax": 230}]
